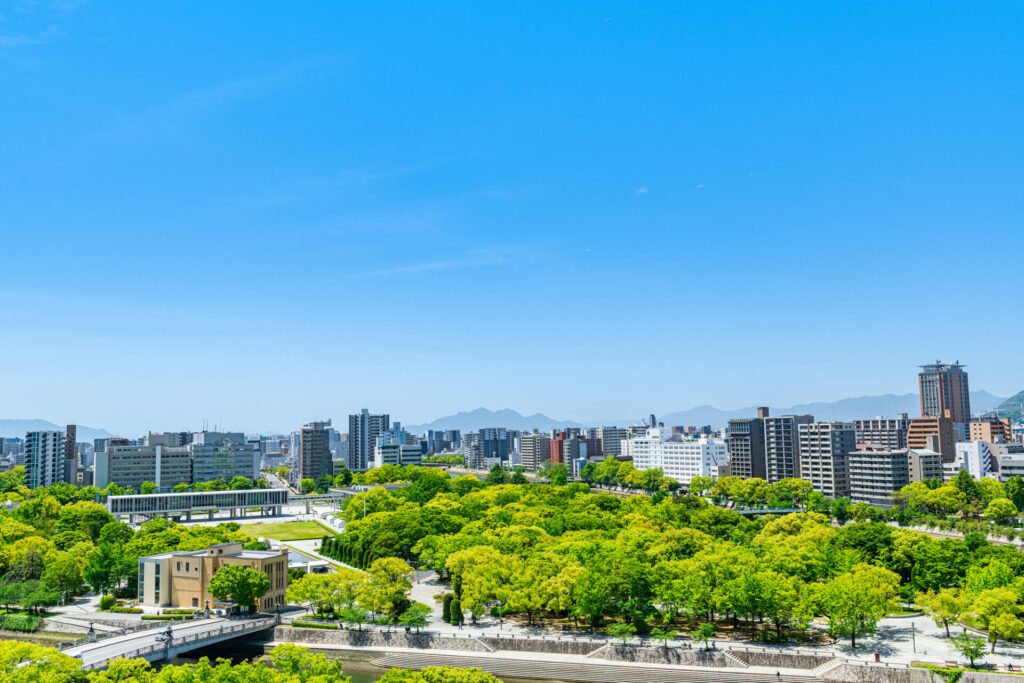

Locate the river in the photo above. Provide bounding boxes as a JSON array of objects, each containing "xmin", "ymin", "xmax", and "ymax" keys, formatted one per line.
[{"xmin": 174, "ymin": 643, "xmax": 560, "ymax": 683}]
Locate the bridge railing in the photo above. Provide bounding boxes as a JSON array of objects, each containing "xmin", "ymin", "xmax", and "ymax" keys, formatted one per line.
[{"xmin": 75, "ymin": 617, "xmax": 276, "ymax": 671}]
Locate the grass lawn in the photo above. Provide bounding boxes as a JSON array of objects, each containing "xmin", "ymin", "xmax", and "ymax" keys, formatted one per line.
[{"xmin": 239, "ymin": 521, "xmax": 333, "ymax": 541}]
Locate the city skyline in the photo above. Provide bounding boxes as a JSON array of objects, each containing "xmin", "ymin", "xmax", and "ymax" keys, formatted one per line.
[{"xmin": 5, "ymin": 4, "xmax": 1024, "ymax": 434}]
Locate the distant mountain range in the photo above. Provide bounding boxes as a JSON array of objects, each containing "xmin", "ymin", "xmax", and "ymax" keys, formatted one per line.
[
  {"xmin": 658, "ymin": 390, "xmax": 1006, "ymax": 427},
  {"xmin": 406, "ymin": 408, "xmax": 586, "ymax": 434},
  {"xmin": 0, "ymin": 420, "xmax": 115, "ymax": 442},
  {"xmin": 408, "ymin": 391, "xmax": 1009, "ymax": 433},
  {"xmin": 3, "ymin": 390, "xmax": 1012, "ymax": 441}
]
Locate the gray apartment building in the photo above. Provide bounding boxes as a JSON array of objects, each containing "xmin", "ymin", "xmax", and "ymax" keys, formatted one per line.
[
  {"xmin": 798, "ymin": 421, "xmax": 855, "ymax": 499},
  {"xmin": 596, "ymin": 427, "xmax": 629, "ymax": 457},
  {"xmin": 853, "ymin": 414, "xmax": 909, "ymax": 451},
  {"xmin": 520, "ymin": 433, "xmax": 551, "ymax": 471},
  {"xmin": 348, "ymin": 410, "xmax": 390, "ymax": 470},
  {"xmin": 727, "ymin": 407, "xmax": 769, "ymax": 480},
  {"xmin": 764, "ymin": 414, "xmax": 813, "ymax": 483},
  {"xmin": 849, "ymin": 446, "xmax": 944, "ymax": 507}
]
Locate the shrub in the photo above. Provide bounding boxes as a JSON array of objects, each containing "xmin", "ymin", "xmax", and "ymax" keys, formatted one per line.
[
  {"xmin": 163, "ymin": 609, "xmax": 196, "ymax": 615},
  {"xmin": 442, "ymin": 594, "xmax": 453, "ymax": 623},
  {"xmin": 2, "ymin": 614, "xmax": 42, "ymax": 632},
  {"xmin": 141, "ymin": 615, "xmax": 190, "ymax": 620},
  {"xmin": 449, "ymin": 599, "xmax": 463, "ymax": 625},
  {"xmin": 99, "ymin": 595, "xmax": 116, "ymax": 611},
  {"xmin": 110, "ymin": 606, "xmax": 143, "ymax": 614},
  {"xmin": 291, "ymin": 620, "xmax": 340, "ymax": 630}
]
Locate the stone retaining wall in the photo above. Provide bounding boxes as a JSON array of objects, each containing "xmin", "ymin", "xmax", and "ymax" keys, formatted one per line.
[
  {"xmin": 730, "ymin": 649, "xmax": 834, "ymax": 669},
  {"xmin": 272, "ymin": 627, "xmax": 490, "ymax": 652},
  {"xmin": 479, "ymin": 636, "xmax": 602, "ymax": 656},
  {"xmin": 823, "ymin": 664, "xmax": 929, "ymax": 683},
  {"xmin": 598, "ymin": 644, "xmax": 731, "ymax": 666},
  {"xmin": 39, "ymin": 620, "xmax": 92, "ymax": 635}
]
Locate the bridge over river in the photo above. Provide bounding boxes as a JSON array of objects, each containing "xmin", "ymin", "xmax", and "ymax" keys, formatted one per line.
[{"xmin": 63, "ymin": 616, "xmax": 276, "ymax": 671}]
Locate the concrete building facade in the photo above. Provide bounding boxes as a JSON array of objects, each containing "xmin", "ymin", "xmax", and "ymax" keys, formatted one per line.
[
  {"xmin": 348, "ymin": 410, "xmax": 390, "ymax": 470},
  {"xmin": 726, "ymin": 407, "xmax": 768, "ymax": 480},
  {"xmin": 138, "ymin": 542, "xmax": 287, "ymax": 612},
  {"xmin": 919, "ymin": 361, "xmax": 971, "ymax": 424},
  {"xmin": 622, "ymin": 428, "xmax": 728, "ymax": 487},
  {"xmin": 854, "ymin": 415, "xmax": 909, "ymax": 451},
  {"xmin": 763, "ymin": 414, "xmax": 813, "ymax": 483},
  {"xmin": 520, "ymin": 433, "xmax": 551, "ymax": 471},
  {"xmin": 798, "ymin": 421, "xmax": 855, "ymax": 498},
  {"xmin": 25, "ymin": 430, "xmax": 64, "ymax": 489}
]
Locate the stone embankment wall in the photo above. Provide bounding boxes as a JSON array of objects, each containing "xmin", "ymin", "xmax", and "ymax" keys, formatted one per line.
[
  {"xmin": 479, "ymin": 636, "xmax": 602, "ymax": 656},
  {"xmin": 270, "ymin": 627, "xmax": 491, "ymax": 652},
  {"xmin": 730, "ymin": 649, "xmax": 834, "ymax": 669},
  {"xmin": 597, "ymin": 644, "xmax": 730, "ymax": 666},
  {"xmin": 40, "ymin": 620, "xmax": 92, "ymax": 635},
  {"xmin": 824, "ymin": 664, "xmax": 930, "ymax": 683}
]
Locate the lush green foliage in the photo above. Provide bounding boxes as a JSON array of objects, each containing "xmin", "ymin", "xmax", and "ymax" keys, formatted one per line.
[
  {"xmin": 423, "ymin": 455, "xmax": 465, "ymax": 465},
  {"xmin": 1, "ymin": 613, "xmax": 42, "ymax": 631},
  {"xmin": 207, "ymin": 564, "xmax": 271, "ymax": 612},
  {"xmin": 0, "ymin": 641, "xmax": 498, "ymax": 683}
]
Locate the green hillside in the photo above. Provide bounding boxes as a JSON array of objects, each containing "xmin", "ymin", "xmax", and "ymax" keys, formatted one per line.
[{"xmin": 985, "ymin": 390, "xmax": 1024, "ymax": 420}]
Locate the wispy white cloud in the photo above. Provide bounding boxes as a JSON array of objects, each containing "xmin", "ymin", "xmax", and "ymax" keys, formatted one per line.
[
  {"xmin": 112, "ymin": 62, "xmax": 316, "ymax": 141},
  {"xmin": 361, "ymin": 245, "xmax": 531, "ymax": 277},
  {"xmin": 696, "ymin": 184, "xmax": 707, "ymax": 189},
  {"xmin": 635, "ymin": 186, "xmax": 648, "ymax": 194}
]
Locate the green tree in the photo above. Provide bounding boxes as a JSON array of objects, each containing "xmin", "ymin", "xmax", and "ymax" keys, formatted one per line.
[
  {"xmin": 650, "ymin": 626, "xmax": 675, "ymax": 649},
  {"xmin": 42, "ymin": 554, "xmax": 84, "ymax": 601},
  {"xmin": 549, "ymin": 465, "xmax": 568, "ymax": 486},
  {"xmin": 987, "ymin": 612, "xmax": 1024, "ymax": 653},
  {"xmin": 399, "ymin": 603, "xmax": 432, "ymax": 632},
  {"xmin": 688, "ymin": 476, "xmax": 713, "ymax": 496},
  {"xmin": 140, "ymin": 481, "xmax": 158, "ymax": 494},
  {"xmin": 818, "ymin": 564, "xmax": 899, "ymax": 648},
  {"xmin": 0, "ymin": 640, "xmax": 82, "ymax": 683},
  {"xmin": 917, "ymin": 588, "xmax": 968, "ymax": 638},
  {"xmin": 485, "ymin": 465, "xmax": 507, "ymax": 485},
  {"xmin": 449, "ymin": 598, "xmax": 464, "ymax": 625},
  {"xmin": 334, "ymin": 468, "xmax": 354, "ymax": 487},
  {"xmin": 693, "ymin": 622, "xmax": 716, "ymax": 650},
  {"xmin": 208, "ymin": 564, "xmax": 271, "ymax": 614},
  {"xmin": 300, "ymin": 478, "xmax": 316, "ymax": 493},
  {"xmin": 608, "ymin": 621, "xmax": 636, "ymax": 645},
  {"xmin": 984, "ymin": 498, "xmax": 1018, "ymax": 524},
  {"xmin": 951, "ymin": 632, "xmax": 986, "ymax": 666},
  {"xmin": 359, "ymin": 557, "xmax": 414, "ymax": 623},
  {"xmin": 230, "ymin": 476, "xmax": 254, "ymax": 490}
]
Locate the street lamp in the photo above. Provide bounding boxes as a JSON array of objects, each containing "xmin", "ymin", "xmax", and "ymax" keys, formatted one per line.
[{"xmin": 911, "ymin": 622, "xmax": 916, "ymax": 653}]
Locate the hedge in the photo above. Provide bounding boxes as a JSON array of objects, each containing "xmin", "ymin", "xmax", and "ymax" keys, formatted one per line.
[
  {"xmin": 141, "ymin": 615, "xmax": 190, "ymax": 621},
  {"xmin": 163, "ymin": 609, "xmax": 196, "ymax": 615},
  {"xmin": 291, "ymin": 620, "xmax": 340, "ymax": 630},
  {"xmin": 1, "ymin": 614, "xmax": 42, "ymax": 632},
  {"xmin": 111, "ymin": 606, "xmax": 143, "ymax": 614}
]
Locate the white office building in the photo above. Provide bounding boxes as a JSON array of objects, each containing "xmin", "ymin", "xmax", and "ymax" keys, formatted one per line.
[
  {"xmin": 621, "ymin": 427, "xmax": 729, "ymax": 486},
  {"xmin": 949, "ymin": 441, "xmax": 996, "ymax": 480}
]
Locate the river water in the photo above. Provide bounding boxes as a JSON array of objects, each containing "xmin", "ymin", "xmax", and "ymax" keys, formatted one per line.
[{"xmin": 174, "ymin": 643, "xmax": 559, "ymax": 683}]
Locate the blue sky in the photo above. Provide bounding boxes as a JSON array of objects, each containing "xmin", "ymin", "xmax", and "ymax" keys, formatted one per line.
[{"xmin": 3, "ymin": 2, "xmax": 1024, "ymax": 436}]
